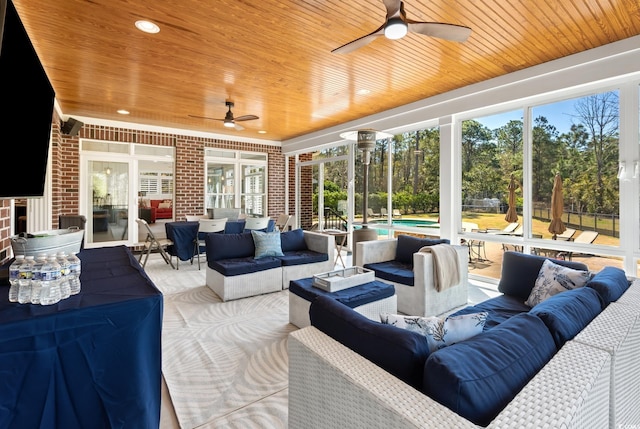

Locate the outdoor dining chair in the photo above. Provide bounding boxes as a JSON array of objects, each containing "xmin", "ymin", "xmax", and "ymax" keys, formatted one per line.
[
  {"xmin": 243, "ymin": 217, "xmax": 271, "ymax": 232},
  {"xmin": 185, "ymin": 214, "xmax": 208, "ymax": 221},
  {"xmin": 136, "ymin": 218, "xmax": 175, "ymax": 269},
  {"xmin": 193, "ymin": 218, "xmax": 227, "ymax": 270},
  {"xmin": 275, "ymin": 214, "xmax": 292, "ymax": 231}
]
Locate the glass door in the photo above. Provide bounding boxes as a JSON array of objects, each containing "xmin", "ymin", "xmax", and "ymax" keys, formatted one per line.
[
  {"xmin": 80, "ymin": 141, "xmax": 175, "ymax": 248},
  {"xmin": 86, "ymin": 160, "xmax": 130, "ymax": 245}
]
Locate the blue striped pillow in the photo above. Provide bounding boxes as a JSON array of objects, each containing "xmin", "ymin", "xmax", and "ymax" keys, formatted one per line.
[{"xmin": 251, "ymin": 230, "xmax": 284, "ymax": 259}]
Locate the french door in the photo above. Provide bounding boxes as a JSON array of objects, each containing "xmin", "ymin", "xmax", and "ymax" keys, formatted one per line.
[{"xmin": 80, "ymin": 140, "xmax": 175, "ymax": 248}]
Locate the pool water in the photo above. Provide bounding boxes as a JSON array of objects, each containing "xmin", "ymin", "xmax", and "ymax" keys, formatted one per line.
[
  {"xmin": 360, "ymin": 218, "xmax": 440, "ymax": 235},
  {"xmin": 371, "ymin": 219, "xmax": 439, "ymax": 228}
]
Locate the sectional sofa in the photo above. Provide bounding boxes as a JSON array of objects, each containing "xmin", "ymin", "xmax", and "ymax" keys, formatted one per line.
[
  {"xmin": 289, "ymin": 251, "xmax": 640, "ymax": 428},
  {"xmin": 205, "ymin": 228, "xmax": 334, "ymax": 301}
]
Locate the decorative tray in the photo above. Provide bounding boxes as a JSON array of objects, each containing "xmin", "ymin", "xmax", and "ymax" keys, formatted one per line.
[{"xmin": 312, "ymin": 266, "xmax": 375, "ymax": 292}]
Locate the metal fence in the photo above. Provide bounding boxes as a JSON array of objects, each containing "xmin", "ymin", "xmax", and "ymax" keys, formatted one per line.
[{"xmin": 532, "ymin": 207, "xmax": 619, "ymax": 238}]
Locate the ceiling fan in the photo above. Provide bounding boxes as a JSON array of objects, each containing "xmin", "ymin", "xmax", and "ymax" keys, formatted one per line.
[
  {"xmin": 189, "ymin": 101, "xmax": 259, "ymax": 130},
  {"xmin": 332, "ymin": 0, "xmax": 472, "ymax": 54}
]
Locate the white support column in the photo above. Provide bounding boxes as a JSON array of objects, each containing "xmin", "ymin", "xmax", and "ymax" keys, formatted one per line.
[{"xmin": 439, "ymin": 115, "xmax": 457, "ymax": 242}]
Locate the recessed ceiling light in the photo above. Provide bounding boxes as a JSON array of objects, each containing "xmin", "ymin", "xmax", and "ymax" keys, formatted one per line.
[
  {"xmin": 356, "ymin": 89, "xmax": 371, "ymax": 95},
  {"xmin": 258, "ymin": 130, "xmax": 267, "ymax": 134},
  {"xmin": 117, "ymin": 109, "xmax": 130, "ymax": 115},
  {"xmin": 135, "ymin": 20, "xmax": 160, "ymax": 34}
]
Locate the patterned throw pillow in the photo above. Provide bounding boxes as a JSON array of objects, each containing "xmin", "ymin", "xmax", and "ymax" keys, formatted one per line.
[
  {"xmin": 525, "ymin": 259, "xmax": 591, "ymax": 307},
  {"xmin": 251, "ymin": 230, "xmax": 284, "ymax": 259},
  {"xmin": 380, "ymin": 312, "xmax": 487, "ymax": 353}
]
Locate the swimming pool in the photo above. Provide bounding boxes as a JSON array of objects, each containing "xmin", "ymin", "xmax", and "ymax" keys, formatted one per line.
[
  {"xmin": 370, "ymin": 219, "xmax": 440, "ymax": 228},
  {"xmin": 361, "ymin": 218, "xmax": 441, "ymax": 236}
]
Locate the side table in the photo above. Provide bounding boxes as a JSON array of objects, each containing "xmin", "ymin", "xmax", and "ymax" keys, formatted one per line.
[{"xmin": 321, "ymin": 229, "xmax": 349, "ymax": 267}]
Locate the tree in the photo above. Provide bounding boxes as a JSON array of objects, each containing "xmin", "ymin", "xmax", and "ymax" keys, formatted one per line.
[{"xmin": 573, "ymin": 92, "xmax": 619, "ymax": 212}]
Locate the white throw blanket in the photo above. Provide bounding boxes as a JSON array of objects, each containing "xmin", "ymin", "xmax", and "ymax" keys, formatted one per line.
[{"xmin": 419, "ymin": 244, "xmax": 460, "ymax": 292}]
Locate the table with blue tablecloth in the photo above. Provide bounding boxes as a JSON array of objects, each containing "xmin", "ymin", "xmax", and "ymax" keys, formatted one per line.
[
  {"xmin": 165, "ymin": 219, "xmax": 276, "ymax": 262},
  {"xmin": 0, "ymin": 245, "xmax": 163, "ymax": 429}
]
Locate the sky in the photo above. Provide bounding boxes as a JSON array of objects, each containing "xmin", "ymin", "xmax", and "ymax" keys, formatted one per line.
[{"xmin": 476, "ymin": 99, "xmax": 580, "ymax": 135}]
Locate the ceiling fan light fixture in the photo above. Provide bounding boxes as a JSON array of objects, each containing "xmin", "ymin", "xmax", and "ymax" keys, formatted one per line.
[
  {"xmin": 223, "ymin": 120, "xmax": 235, "ymax": 128},
  {"xmin": 384, "ymin": 18, "xmax": 408, "ymax": 40}
]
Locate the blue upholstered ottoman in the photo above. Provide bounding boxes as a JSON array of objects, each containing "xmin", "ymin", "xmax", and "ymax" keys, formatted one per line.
[{"xmin": 289, "ymin": 277, "xmax": 397, "ymax": 328}]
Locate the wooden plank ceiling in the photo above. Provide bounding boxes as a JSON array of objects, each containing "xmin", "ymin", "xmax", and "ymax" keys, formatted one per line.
[{"xmin": 11, "ymin": 0, "xmax": 640, "ymax": 141}]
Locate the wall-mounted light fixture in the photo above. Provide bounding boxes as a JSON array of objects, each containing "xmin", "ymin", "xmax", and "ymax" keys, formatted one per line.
[
  {"xmin": 617, "ymin": 161, "xmax": 626, "ymax": 180},
  {"xmin": 617, "ymin": 161, "xmax": 639, "ymax": 181}
]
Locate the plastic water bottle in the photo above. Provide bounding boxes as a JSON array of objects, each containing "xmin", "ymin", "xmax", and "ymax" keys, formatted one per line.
[
  {"xmin": 67, "ymin": 252, "xmax": 82, "ymax": 295},
  {"xmin": 40, "ymin": 256, "xmax": 61, "ymax": 305},
  {"xmin": 17, "ymin": 255, "xmax": 35, "ymax": 304},
  {"xmin": 30, "ymin": 254, "xmax": 47, "ymax": 305},
  {"xmin": 56, "ymin": 252, "xmax": 71, "ymax": 299},
  {"xmin": 8, "ymin": 255, "xmax": 25, "ymax": 302}
]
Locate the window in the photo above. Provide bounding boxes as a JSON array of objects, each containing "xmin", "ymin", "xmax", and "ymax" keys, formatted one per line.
[
  {"xmin": 205, "ymin": 149, "xmax": 268, "ymax": 215},
  {"xmin": 459, "ymin": 90, "xmax": 623, "ymax": 281},
  {"xmin": 139, "ymin": 171, "xmax": 173, "ymax": 196}
]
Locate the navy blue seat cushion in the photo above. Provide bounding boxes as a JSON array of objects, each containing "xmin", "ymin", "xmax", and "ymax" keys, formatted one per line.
[
  {"xmin": 280, "ymin": 228, "xmax": 307, "ymax": 252},
  {"xmin": 289, "ymin": 277, "xmax": 395, "ymax": 308},
  {"xmin": 423, "ymin": 312, "xmax": 557, "ymax": 427},
  {"xmin": 364, "ymin": 260, "xmax": 414, "ymax": 286},
  {"xmin": 530, "ymin": 286, "xmax": 604, "ymax": 348},
  {"xmin": 395, "ymin": 235, "xmax": 450, "ymax": 265},
  {"xmin": 278, "ymin": 250, "xmax": 328, "ymax": 266},
  {"xmin": 586, "ymin": 266, "xmax": 630, "ymax": 305},
  {"xmin": 498, "ymin": 251, "xmax": 589, "ymax": 301},
  {"xmin": 208, "ymin": 256, "xmax": 281, "ymax": 276},
  {"xmin": 309, "ymin": 295, "xmax": 430, "ymax": 390},
  {"xmin": 206, "ymin": 232, "xmax": 255, "ymax": 261},
  {"xmin": 449, "ymin": 294, "xmax": 530, "ymax": 330}
]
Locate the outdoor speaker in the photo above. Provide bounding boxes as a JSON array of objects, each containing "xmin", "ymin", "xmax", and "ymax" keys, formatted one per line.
[{"xmin": 61, "ymin": 117, "xmax": 84, "ymax": 136}]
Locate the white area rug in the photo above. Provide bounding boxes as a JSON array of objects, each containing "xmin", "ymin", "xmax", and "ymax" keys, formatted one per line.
[{"xmin": 143, "ymin": 254, "xmax": 294, "ymax": 429}]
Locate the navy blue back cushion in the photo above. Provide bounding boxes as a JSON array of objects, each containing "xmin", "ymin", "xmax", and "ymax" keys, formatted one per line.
[
  {"xmin": 280, "ymin": 228, "xmax": 307, "ymax": 252},
  {"xmin": 310, "ymin": 295, "xmax": 431, "ymax": 391},
  {"xmin": 586, "ymin": 266, "xmax": 630, "ymax": 305},
  {"xmin": 498, "ymin": 251, "xmax": 589, "ymax": 301},
  {"xmin": 206, "ymin": 232, "xmax": 255, "ymax": 261},
  {"xmin": 530, "ymin": 287, "xmax": 604, "ymax": 348},
  {"xmin": 395, "ymin": 235, "xmax": 450, "ymax": 265},
  {"xmin": 423, "ymin": 312, "xmax": 557, "ymax": 427},
  {"xmin": 449, "ymin": 294, "xmax": 530, "ymax": 330}
]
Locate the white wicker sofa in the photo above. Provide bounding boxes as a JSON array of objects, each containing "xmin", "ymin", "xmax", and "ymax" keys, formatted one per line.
[
  {"xmin": 289, "ymin": 254, "xmax": 640, "ymax": 428},
  {"xmin": 205, "ymin": 228, "xmax": 334, "ymax": 301}
]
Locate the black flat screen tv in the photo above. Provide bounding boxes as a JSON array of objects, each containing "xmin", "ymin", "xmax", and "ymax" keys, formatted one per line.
[{"xmin": 0, "ymin": 0, "xmax": 55, "ymax": 198}]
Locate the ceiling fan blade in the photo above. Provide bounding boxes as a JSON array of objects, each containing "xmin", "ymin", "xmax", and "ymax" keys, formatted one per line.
[
  {"xmin": 382, "ymin": 0, "xmax": 402, "ymax": 18},
  {"xmin": 331, "ymin": 24, "xmax": 385, "ymax": 54},
  {"xmin": 233, "ymin": 114, "xmax": 259, "ymax": 122},
  {"xmin": 188, "ymin": 114, "xmax": 224, "ymax": 121},
  {"xmin": 234, "ymin": 123, "xmax": 245, "ymax": 131},
  {"xmin": 407, "ymin": 21, "xmax": 472, "ymax": 42}
]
